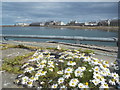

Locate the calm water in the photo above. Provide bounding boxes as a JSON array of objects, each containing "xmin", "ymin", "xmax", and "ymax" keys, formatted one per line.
[{"xmin": 2, "ymin": 26, "xmax": 118, "ymax": 46}]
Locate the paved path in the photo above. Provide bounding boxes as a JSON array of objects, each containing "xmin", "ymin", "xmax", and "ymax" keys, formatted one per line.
[
  {"xmin": 1, "ymin": 40, "xmax": 117, "ymax": 64},
  {"xmin": 1, "ymin": 46, "xmax": 32, "ymax": 88}
]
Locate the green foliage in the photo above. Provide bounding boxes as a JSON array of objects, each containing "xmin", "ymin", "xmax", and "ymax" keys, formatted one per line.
[
  {"xmin": 78, "ymin": 49, "xmax": 94, "ymax": 54},
  {"xmin": 2, "ymin": 52, "xmax": 34, "ymax": 74},
  {"xmin": 1, "ymin": 44, "xmax": 39, "ymax": 50}
]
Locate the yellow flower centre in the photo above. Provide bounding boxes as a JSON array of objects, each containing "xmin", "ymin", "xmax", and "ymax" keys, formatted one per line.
[
  {"xmin": 96, "ymin": 76, "xmax": 100, "ymax": 79},
  {"xmin": 104, "ymin": 84, "xmax": 108, "ymax": 86},
  {"xmin": 85, "ymin": 82, "xmax": 88, "ymax": 85},
  {"xmin": 112, "ymin": 79, "xmax": 115, "ymax": 82},
  {"xmin": 65, "ymin": 73, "xmax": 70, "ymax": 75},
  {"xmin": 41, "ymin": 63, "xmax": 44, "ymax": 65},
  {"xmin": 54, "ymin": 86, "xmax": 57, "ymax": 88},
  {"xmin": 98, "ymin": 61, "xmax": 101, "ymax": 64},
  {"xmin": 70, "ymin": 61, "xmax": 73, "ymax": 63},
  {"xmin": 103, "ymin": 65, "xmax": 107, "ymax": 68},
  {"xmin": 31, "ymin": 77, "xmax": 34, "ymax": 80},
  {"xmin": 28, "ymin": 67, "xmax": 33, "ymax": 70},
  {"xmin": 80, "ymin": 85, "xmax": 83, "ymax": 87},
  {"xmin": 73, "ymin": 80, "xmax": 77, "ymax": 82},
  {"xmin": 42, "ymin": 71, "xmax": 45, "ymax": 74},
  {"xmin": 72, "ymin": 83, "xmax": 75, "ymax": 85},
  {"xmin": 60, "ymin": 80, "xmax": 63, "ymax": 82},
  {"xmin": 105, "ymin": 61, "xmax": 108, "ymax": 64},
  {"xmin": 94, "ymin": 60, "xmax": 97, "ymax": 62},
  {"xmin": 67, "ymin": 69, "xmax": 71, "ymax": 71},
  {"xmin": 95, "ymin": 68, "xmax": 98, "ymax": 71},
  {"xmin": 28, "ymin": 82, "xmax": 32, "ymax": 85},
  {"xmin": 77, "ymin": 71, "xmax": 80, "ymax": 73},
  {"xmin": 23, "ymin": 78, "xmax": 27, "ymax": 81},
  {"xmin": 95, "ymin": 81, "xmax": 97, "ymax": 83}
]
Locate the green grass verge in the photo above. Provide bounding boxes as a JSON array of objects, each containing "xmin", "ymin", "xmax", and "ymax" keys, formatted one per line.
[{"xmin": 1, "ymin": 52, "xmax": 35, "ymax": 74}]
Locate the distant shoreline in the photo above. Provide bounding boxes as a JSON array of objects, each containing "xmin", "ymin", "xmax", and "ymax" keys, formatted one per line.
[{"xmin": 1, "ymin": 25, "xmax": 119, "ymax": 31}]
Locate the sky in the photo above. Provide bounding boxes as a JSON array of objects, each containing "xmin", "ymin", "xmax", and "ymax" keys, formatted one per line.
[{"xmin": 2, "ymin": 2, "xmax": 118, "ymax": 25}]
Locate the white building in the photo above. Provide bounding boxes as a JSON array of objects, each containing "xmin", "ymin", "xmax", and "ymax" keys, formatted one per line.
[
  {"xmin": 15, "ymin": 23, "xmax": 29, "ymax": 26},
  {"xmin": 60, "ymin": 22, "xmax": 66, "ymax": 25},
  {"xmin": 85, "ymin": 22, "xmax": 98, "ymax": 26}
]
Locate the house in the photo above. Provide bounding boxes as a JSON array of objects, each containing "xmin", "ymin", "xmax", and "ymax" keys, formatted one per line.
[
  {"xmin": 67, "ymin": 20, "xmax": 82, "ymax": 26},
  {"xmin": 79, "ymin": 23, "xmax": 85, "ymax": 26},
  {"xmin": 84, "ymin": 22, "xmax": 98, "ymax": 26},
  {"xmin": 44, "ymin": 21, "xmax": 56, "ymax": 26},
  {"xmin": 110, "ymin": 19, "xmax": 118, "ymax": 26},
  {"xmin": 15, "ymin": 23, "xmax": 29, "ymax": 26},
  {"xmin": 54, "ymin": 21, "xmax": 66, "ymax": 26},
  {"xmin": 98, "ymin": 20, "xmax": 110, "ymax": 26},
  {"xmin": 29, "ymin": 22, "xmax": 45, "ymax": 26}
]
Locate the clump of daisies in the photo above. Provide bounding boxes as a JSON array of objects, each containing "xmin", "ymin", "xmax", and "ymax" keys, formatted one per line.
[{"xmin": 14, "ymin": 49, "xmax": 120, "ymax": 88}]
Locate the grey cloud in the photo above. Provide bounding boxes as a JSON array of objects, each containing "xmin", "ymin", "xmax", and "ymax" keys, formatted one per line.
[{"xmin": 2, "ymin": 2, "xmax": 118, "ymax": 24}]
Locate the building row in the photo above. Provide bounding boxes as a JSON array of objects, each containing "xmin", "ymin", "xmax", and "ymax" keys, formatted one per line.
[
  {"xmin": 15, "ymin": 19, "xmax": 119, "ymax": 27},
  {"xmin": 29, "ymin": 21, "xmax": 65, "ymax": 26},
  {"xmin": 67, "ymin": 19, "xmax": 118, "ymax": 26}
]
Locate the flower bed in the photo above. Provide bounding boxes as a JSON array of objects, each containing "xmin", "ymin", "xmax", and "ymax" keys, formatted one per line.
[{"xmin": 14, "ymin": 49, "xmax": 120, "ymax": 88}]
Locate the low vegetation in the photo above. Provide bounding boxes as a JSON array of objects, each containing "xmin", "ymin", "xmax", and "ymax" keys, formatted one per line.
[
  {"xmin": 2, "ymin": 52, "xmax": 35, "ymax": 74},
  {"xmin": 1, "ymin": 44, "xmax": 94, "ymax": 75},
  {"xmin": 13, "ymin": 49, "xmax": 119, "ymax": 88},
  {"xmin": 1, "ymin": 44, "xmax": 39, "ymax": 50}
]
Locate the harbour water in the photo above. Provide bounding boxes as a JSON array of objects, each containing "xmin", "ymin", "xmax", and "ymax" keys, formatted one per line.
[{"xmin": 2, "ymin": 26, "xmax": 118, "ymax": 46}]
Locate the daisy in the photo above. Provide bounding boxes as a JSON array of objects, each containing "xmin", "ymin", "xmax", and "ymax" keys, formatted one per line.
[
  {"xmin": 39, "ymin": 71, "xmax": 47, "ymax": 76},
  {"xmin": 69, "ymin": 81, "xmax": 76, "ymax": 87},
  {"xmin": 63, "ymin": 73, "xmax": 71, "ymax": 79},
  {"xmin": 71, "ymin": 78, "xmax": 79, "ymax": 83},
  {"xmin": 109, "ymin": 79, "xmax": 116, "ymax": 85},
  {"xmin": 103, "ymin": 61, "xmax": 109, "ymax": 67},
  {"xmin": 69, "ymin": 78, "xmax": 79, "ymax": 87},
  {"xmin": 78, "ymin": 83, "xmax": 86, "ymax": 88},
  {"xmin": 58, "ymin": 77, "xmax": 64, "ymax": 84},
  {"xmin": 93, "ymin": 66, "xmax": 100, "ymax": 72},
  {"xmin": 21, "ymin": 76, "xmax": 29, "ymax": 85},
  {"xmin": 57, "ymin": 70, "xmax": 63, "ymax": 75},
  {"xmin": 99, "ymin": 83, "xmax": 109, "ymax": 88},
  {"xmin": 74, "ymin": 68, "xmax": 83, "ymax": 77},
  {"xmin": 41, "ymin": 60, "xmax": 47, "ymax": 63},
  {"xmin": 37, "ymin": 63, "xmax": 46, "ymax": 68},
  {"xmin": 100, "ymin": 71, "xmax": 107, "ymax": 76},
  {"xmin": 64, "ymin": 67, "xmax": 73, "ymax": 73},
  {"xmin": 84, "ymin": 56, "xmax": 91, "ymax": 62},
  {"xmin": 60, "ymin": 85, "xmax": 66, "ymax": 88},
  {"xmin": 29, "ymin": 76, "xmax": 36, "ymax": 82},
  {"xmin": 59, "ymin": 59, "xmax": 64, "ymax": 62},
  {"xmin": 78, "ymin": 67, "xmax": 86, "ymax": 71},
  {"xmin": 49, "ymin": 67, "xmax": 53, "ymax": 71},
  {"xmin": 51, "ymin": 84, "xmax": 58, "ymax": 88},
  {"xmin": 67, "ymin": 61, "xmax": 76, "ymax": 66},
  {"xmin": 24, "ymin": 66, "xmax": 34, "ymax": 73},
  {"xmin": 111, "ymin": 72, "xmax": 119, "ymax": 79},
  {"xmin": 21, "ymin": 63, "xmax": 29, "ymax": 68},
  {"xmin": 91, "ymin": 79, "xmax": 100, "ymax": 86},
  {"xmin": 48, "ymin": 61, "xmax": 54, "ymax": 65},
  {"xmin": 27, "ymin": 81, "xmax": 33, "ymax": 87}
]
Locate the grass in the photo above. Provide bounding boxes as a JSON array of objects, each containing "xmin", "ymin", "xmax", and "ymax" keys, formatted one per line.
[
  {"xmin": 1, "ymin": 52, "xmax": 35, "ymax": 74},
  {"xmin": 1, "ymin": 44, "xmax": 39, "ymax": 50}
]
